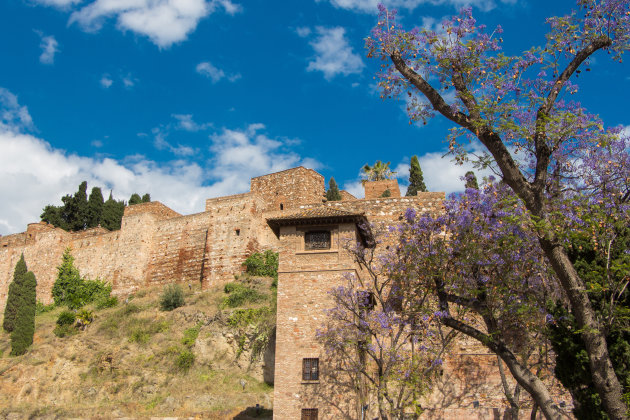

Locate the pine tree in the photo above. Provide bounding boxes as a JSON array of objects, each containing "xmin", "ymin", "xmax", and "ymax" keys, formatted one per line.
[
  {"xmin": 3, "ymin": 255, "xmax": 27, "ymax": 333},
  {"xmin": 406, "ymin": 155, "xmax": 427, "ymax": 196},
  {"xmin": 128, "ymin": 193, "xmax": 142, "ymax": 205},
  {"xmin": 62, "ymin": 181, "xmax": 89, "ymax": 231},
  {"xmin": 51, "ymin": 248, "xmax": 83, "ymax": 309},
  {"xmin": 10, "ymin": 271, "xmax": 36, "ymax": 356},
  {"xmin": 40, "ymin": 205, "xmax": 66, "ymax": 229},
  {"xmin": 464, "ymin": 171, "xmax": 479, "ymax": 190},
  {"xmin": 86, "ymin": 187, "xmax": 104, "ymax": 229},
  {"xmin": 326, "ymin": 178, "xmax": 342, "ymax": 201},
  {"xmin": 141, "ymin": 193, "xmax": 151, "ymax": 203}
]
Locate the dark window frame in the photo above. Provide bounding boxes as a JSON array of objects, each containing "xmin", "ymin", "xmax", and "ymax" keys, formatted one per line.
[
  {"xmin": 304, "ymin": 230, "xmax": 331, "ymax": 250},
  {"xmin": 301, "ymin": 408, "xmax": 319, "ymax": 420},
  {"xmin": 302, "ymin": 358, "xmax": 319, "ymax": 381}
]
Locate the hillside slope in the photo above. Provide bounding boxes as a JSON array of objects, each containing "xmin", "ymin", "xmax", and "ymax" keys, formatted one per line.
[{"xmin": 0, "ymin": 278, "xmax": 276, "ymax": 419}]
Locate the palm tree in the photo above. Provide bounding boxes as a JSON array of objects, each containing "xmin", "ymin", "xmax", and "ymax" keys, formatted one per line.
[{"xmin": 361, "ymin": 160, "xmax": 396, "ymax": 184}]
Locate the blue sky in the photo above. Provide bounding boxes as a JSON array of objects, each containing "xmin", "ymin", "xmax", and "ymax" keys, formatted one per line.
[{"xmin": 0, "ymin": 0, "xmax": 629, "ymax": 235}]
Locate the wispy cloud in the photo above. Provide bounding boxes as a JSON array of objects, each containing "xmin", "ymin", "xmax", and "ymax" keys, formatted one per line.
[
  {"xmin": 300, "ymin": 26, "xmax": 364, "ymax": 80},
  {"xmin": 100, "ymin": 74, "xmax": 113, "ymax": 88},
  {"xmin": 38, "ymin": 34, "xmax": 59, "ymax": 64},
  {"xmin": 316, "ymin": 0, "xmax": 517, "ymax": 13},
  {"xmin": 196, "ymin": 61, "xmax": 241, "ymax": 83},
  {"xmin": 172, "ymin": 114, "xmax": 212, "ymax": 132},
  {"xmin": 0, "ymin": 88, "xmax": 34, "ymax": 132}
]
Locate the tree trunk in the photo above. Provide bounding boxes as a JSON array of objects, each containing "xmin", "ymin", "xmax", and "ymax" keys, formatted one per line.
[
  {"xmin": 440, "ymin": 317, "xmax": 563, "ymax": 420},
  {"xmin": 539, "ymin": 238, "xmax": 628, "ymax": 420}
]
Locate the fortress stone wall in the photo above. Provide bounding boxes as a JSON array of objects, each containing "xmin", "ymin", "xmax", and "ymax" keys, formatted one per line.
[{"xmin": 0, "ymin": 166, "xmax": 568, "ymax": 419}]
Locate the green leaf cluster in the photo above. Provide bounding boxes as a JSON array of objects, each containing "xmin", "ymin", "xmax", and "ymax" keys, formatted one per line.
[
  {"xmin": 3, "ymin": 255, "xmax": 28, "ymax": 333},
  {"xmin": 52, "ymin": 248, "xmax": 112, "ymax": 310},
  {"xmin": 243, "ymin": 250, "xmax": 278, "ymax": 279},
  {"xmin": 40, "ymin": 181, "xmax": 150, "ymax": 232}
]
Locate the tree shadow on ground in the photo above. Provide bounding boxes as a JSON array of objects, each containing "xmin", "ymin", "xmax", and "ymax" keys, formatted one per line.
[{"xmin": 232, "ymin": 406, "xmax": 273, "ymax": 419}]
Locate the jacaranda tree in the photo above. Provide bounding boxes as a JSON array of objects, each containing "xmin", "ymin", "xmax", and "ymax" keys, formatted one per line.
[
  {"xmin": 318, "ymin": 230, "xmax": 455, "ymax": 419},
  {"xmin": 367, "ymin": 1, "xmax": 630, "ymax": 418}
]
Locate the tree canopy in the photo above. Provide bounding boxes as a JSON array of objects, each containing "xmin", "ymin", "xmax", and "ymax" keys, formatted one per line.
[
  {"xmin": 40, "ymin": 181, "xmax": 150, "ymax": 232},
  {"xmin": 366, "ymin": 1, "xmax": 630, "ymax": 418},
  {"xmin": 361, "ymin": 160, "xmax": 396, "ymax": 183}
]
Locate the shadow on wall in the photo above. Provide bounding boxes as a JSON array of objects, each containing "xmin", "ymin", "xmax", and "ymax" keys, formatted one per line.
[{"xmin": 232, "ymin": 405, "xmax": 273, "ymax": 419}]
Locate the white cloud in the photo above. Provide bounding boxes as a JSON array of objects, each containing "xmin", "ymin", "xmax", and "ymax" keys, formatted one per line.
[
  {"xmin": 296, "ymin": 27, "xmax": 311, "ymax": 37},
  {"xmin": 196, "ymin": 61, "xmax": 240, "ymax": 83},
  {"xmin": 304, "ymin": 26, "xmax": 364, "ymax": 80},
  {"xmin": 316, "ymin": 0, "xmax": 516, "ymax": 13},
  {"xmin": 122, "ymin": 75, "xmax": 135, "ymax": 88},
  {"xmin": 39, "ymin": 35, "xmax": 59, "ymax": 64},
  {"xmin": 66, "ymin": 0, "xmax": 241, "ymax": 48},
  {"xmin": 343, "ymin": 180, "xmax": 365, "ymax": 199},
  {"xmin": 0, "ymin": 88, "xmax": 34, "ymax": 132},
  {"xmin": 100, "ymin": 74, "xmax": 113, "ymax": 88},
  {"xmin": 172, "ymin": 114, "xmax": 212, "ymax": 132},
  {"xmin": 33, "ymin": 0, "xmax": 82, "ymax": 7},
  {"xmin": 207, "ymin": 124, "xmax": 319, "ymax": 193}
]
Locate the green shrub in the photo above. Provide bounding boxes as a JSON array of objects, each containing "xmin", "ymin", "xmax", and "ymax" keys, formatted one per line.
[
  {"xmin": 181, "ymin": 323, "xmax": 202, "ymax": 348},
  {"xmin": 227, "ymin": 308, "xmax": 272, "ymax": 328},
  {"xmin": 95, "ymin": 295, "xmax": 118, "ymax": 309},
  {"xmin": 57, "ymin": 310, "xmax": 76, "ymax": 326},
  {"xmin": 52, "ymin": 248, "xmax": 112, "ymax": 309},
  {"xmin": 159, "ymin": 284, "xmax": 184, "ymax": 311},
  {"xmin": 221, "ymin": 283, "xmax": 266, "ymax": 308},
  {"xmin": 119, "ymin": 302, "xmax": 141, "ymax": 316},
  {"xmin": 53, "ymin": 324, "xmax": 77, "ymax": 338},
  {"xmin": 127, "ymin": 318, "xmax": 169, "ymax": 344},
  {"xmin": 35, "ymin": 301, "xmax": 55, "ymax": 315},
  {"xmin": 76, "ymin": 309, "xmax": 94, "ymax": 329},
  {"xmin": 129, "ymin": 328, "xmax": 151, "ymax": 345},
  {"xmin": 243, "ymin": 250, "xmax": 278, "ymax": 279},
  {"xmin": 175, "ymin": 349, "xmax": 195, "ymax": 371},
  {"xmin": 381, "ymin": 189, "xmax": 392, "ymax": 198}
]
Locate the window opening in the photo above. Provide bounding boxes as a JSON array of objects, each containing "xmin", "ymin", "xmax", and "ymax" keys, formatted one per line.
[
  {"xmin": 305, "ymin": 231, "xmax": 331, "ymax": 250},
  {"xmin": 280, "ymin": 203, "xmax": 284, "ymax": 210},
  {"xmin": 235, "ymin": 229, "xmax": 240, "ymax": 236},
  {"xmin": 301, "ymin": 408, "xmax": 319, "ymax": 420},
  {"xmin": 302, "ymin": 358, "xmax": 319, "ymax": 381}
]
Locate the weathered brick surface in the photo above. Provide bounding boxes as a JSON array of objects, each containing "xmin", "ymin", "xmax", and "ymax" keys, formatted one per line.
[
  {"xmin": 363, "ymin": 179, "xmax": 401, "ymax": 199},
  {"xmin": 251, "ymin": 167, "xmax": 325, "ymax": 212}
]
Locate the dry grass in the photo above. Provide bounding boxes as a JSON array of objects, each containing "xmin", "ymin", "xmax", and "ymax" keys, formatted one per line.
[{"xmin": 0, "ymin": 280, "xmax": 275, "ymax": 419}]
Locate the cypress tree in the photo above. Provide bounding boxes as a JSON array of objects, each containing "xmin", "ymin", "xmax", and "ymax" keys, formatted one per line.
[
  {"xmin": 141, "ymin": 193, "xmax": 151, "ymax": 203},
  {"xmin": 86, "ymin": 187, "xmax": 104, "ymax": 229},
  {"xmin": 326, "ymin": 178, "xmax": 342, "ymax": 201},
  {"xmin": 3, "ymin": 255, "xmax": 27, "ymax": 333},
  {"xmin": 10, "ymin": 271, "xmax": 36, "ymax": 356},
  {"xmin": 465, "ymin": 171, "xmax": 479, "ymax": 190},
  {"xmin": 128, "ymin": 193, "xmax": 142, "ymax": 205},
  {"xmin": 101, "ymin": 191, "xmax": 125, "ymax": 231},
  {"xmin": 406, "ymin": 156, "xmax": 427, "ymax": 196}
]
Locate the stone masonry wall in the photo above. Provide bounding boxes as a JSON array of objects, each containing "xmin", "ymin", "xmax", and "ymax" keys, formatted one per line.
[
  {"xmin": 273, "ymin": 222, "xmax": 362, "ymax": 420},
  {"xmin": 251, "ymin": 167, "xmax": 325, "ymax": 212},
  {"xmin": 363, "ymin": 179, "xmax": 402, "ymax": 199},
  {"xmin": 202, "ymin": 192, "xmax": 275, "ymax": 289}
]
